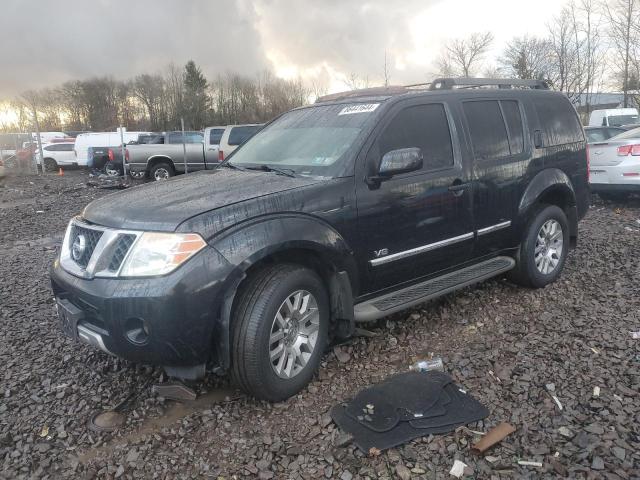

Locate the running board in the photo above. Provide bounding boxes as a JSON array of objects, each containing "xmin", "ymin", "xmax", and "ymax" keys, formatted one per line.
[{"xmin": 354, "ymin": 256, "xmax": 515, "ymax": 322}]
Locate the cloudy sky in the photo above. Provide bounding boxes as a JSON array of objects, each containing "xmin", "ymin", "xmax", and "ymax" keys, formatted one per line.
[{"xmin": 0, "ymin": 0, "xmax": 568, "ymax": 97}]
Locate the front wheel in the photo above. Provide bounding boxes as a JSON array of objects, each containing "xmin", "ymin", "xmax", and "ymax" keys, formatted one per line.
[
  {"xmin": 231, "ymin": 264, "xmax": 329, "ymax": 401},
  {"xmin": 509, "ymin": 204, "xmax": 570, "ymax": 288},
  {"xmin": 43, "ymin": 158, "xmax": 57, "ymax": 172}
]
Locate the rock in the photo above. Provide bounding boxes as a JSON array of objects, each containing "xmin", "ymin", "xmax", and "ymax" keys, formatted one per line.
[
  {"xmin": 591, "ymin": 456, "xmax": 605, "ymax": 470},
  {"xmin": 340, "ymin": 470, "xmax": 353, "ymax": 480},
  {"xmin": 334, "ymin": 432, "xmax": 353, "ymax": 447},
  {"xmin": 258, "ymin": 472, "xmax": 274, "ymax": 480},
  {"xmin": 333, "ymin": 346, "xmax": 351, "ymax": 364},
  {"xmin": 584, "ymin": 424, "xmax": 604, "ymax": 435},
  {"xmin": 558, "ymin": 427, "xmax": 574, "ymax": 438},
  {"xmin": 611, "ymin": 447, "xmax": 626, "ymax": 461},
  {"xmin": 395, "ymin": 464, "xmax": 411, "ymax": 480},
  {"xmin": 256, "ymin": 459, "xmax": 270, "ymax": 471}
]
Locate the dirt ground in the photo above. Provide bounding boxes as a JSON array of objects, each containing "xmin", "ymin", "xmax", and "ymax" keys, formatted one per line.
[{"xmin": 0, "ymin": 169, "xmax": 638, "ymax": 479}]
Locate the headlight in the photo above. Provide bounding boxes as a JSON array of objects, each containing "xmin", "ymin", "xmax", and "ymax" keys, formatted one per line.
[{"xmin": 120, "ymin": 232, "xmax": 207, "ymax": 277}]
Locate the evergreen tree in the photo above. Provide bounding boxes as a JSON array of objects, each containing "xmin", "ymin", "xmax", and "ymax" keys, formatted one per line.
[{"xmin": 183, "ymin": 60, "xmax": 209, "ymax": 129}]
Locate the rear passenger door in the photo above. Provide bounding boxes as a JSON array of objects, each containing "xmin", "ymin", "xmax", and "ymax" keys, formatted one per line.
[
  {"xmin": 461, "ymin": 98, "xmax": 528, "ymax": 256},
  {"xmin": 356, "ymin": 100, "xmax": 475, "ymax": 293}
]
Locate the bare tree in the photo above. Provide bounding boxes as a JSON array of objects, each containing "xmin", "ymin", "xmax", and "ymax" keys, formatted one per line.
[
  {"xmin": 500, "ymin": 36, "xmax": 553, "ymax": 79},
  {"xmin": 605, "ymin": 0, "xmax": 640, "ymax": 106},
  {"xmin": 438, "ymin": 32, "xmax": 494, "ymax": 77},
  {"xmin": 132, "ymin": 74, "xmax": 166, "ymax": 130},
  {"xmin": 343, "ymin": 73, "xmax": 370, "ymax": 90}
]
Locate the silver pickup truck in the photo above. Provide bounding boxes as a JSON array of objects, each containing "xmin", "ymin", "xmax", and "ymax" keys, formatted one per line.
[{"xmin": 127, "ymin": 131, "xmax": 220, "ymax": 181}]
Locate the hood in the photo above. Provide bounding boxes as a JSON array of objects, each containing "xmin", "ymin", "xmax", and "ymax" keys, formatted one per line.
[{"xmin": 82, "ymin": 169, "xmax": 322, "ymax": 231}]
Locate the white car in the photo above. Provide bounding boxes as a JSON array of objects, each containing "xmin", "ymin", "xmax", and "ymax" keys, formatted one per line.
[
  {"xmin": 36, "ymin": 142, "xmax": 77, "ymax": 171},
  {"xmin": 217, "ymin": 124, "xmax": 263, "ymax": 161},
  {"xmin": 589, "ymin": 108, "xmax": 639, "ymax": 127},
  {"xmin": 589, "ymin": 127, "xmax": 640, "ymax": 200}
]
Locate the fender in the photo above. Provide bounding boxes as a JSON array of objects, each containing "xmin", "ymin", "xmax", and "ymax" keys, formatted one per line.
[
  {"xmin": 210, "ymin": 214, "xmax": 358, "ymax": 370},
  {"xmin": 518, "ymin": 168, "xmax": 578, "ymax": 238}
]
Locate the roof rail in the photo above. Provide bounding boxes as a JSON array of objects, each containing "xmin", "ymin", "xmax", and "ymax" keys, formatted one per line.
[
  {"xmin": 428, "ymin": 77, "xmax": 549, "ymax": 90},
  {"xmin": 315, "ymin": 86, "xmax": 409, "ymax": 103}
]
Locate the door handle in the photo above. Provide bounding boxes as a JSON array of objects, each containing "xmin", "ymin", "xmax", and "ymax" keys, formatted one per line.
[{"xmin": 448, "ymin": 181, "xmax": 469, "ymax": 195}]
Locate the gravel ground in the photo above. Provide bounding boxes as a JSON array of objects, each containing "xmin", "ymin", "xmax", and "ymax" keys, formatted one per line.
[{"xmin": 1, "ymin": 170, "xmax": 639, "ymax": 479}]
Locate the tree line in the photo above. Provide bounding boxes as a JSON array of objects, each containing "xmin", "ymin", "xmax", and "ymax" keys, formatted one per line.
[
  {"xmin": 5, "ymin": 61, "xmax": 311, "ymax": 133},
  {"xmin": 2, "ymin": 0, "xmax": 640, "ymax": 133}
]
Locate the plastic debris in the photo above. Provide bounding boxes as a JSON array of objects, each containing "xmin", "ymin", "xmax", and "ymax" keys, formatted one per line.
[
  {"xmin": 409, "ymin": 358, "xmax": 444, "ymax": 372},
  {"xmin": 590, "ymin": 347, "xmax": 599, "ymax": 354},
  {"xmin": 471, "ymin": 422, "xmax": 516, "ymax": 454},
  {"xmin": 593, "ymin": 386, "xmax": 600, "ymax": 397},
  {"xmin": 518, "ymin": 460, "xmax": 543, "ymax": 467},
  {"xmin": 630, "ymin": 331, "xmax": 640, "ymax": 339},
  {"xmin": 39, "ymin": 425, "xmax": 49, "ymax": 437},
  {"xmin": 449, "ymin": 460, "xmax": 467, "ymax": 478},
  {"xmin": 551, "ymin": 395, "xmax": 563, "ymax": 411}
]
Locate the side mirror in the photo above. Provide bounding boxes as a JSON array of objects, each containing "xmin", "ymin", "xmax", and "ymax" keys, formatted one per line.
[{"xmin": 367, "ymin": 148, "xmax": 423, "ymax": 187}]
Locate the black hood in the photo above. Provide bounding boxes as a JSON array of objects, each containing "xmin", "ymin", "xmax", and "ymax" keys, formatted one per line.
[{"xmin": 82, "ymin": 169, "xmax": 322, "ymax": 231}]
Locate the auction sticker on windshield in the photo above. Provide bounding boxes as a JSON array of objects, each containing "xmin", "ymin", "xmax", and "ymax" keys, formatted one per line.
[{"xmin": 338, "ymin": 104, "xmax": 379, "ymax": 115}]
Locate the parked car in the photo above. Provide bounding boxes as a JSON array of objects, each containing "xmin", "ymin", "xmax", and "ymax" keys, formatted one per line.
[
  {"xmin": 204, "ymin": 126, "xmax": 226, "ymax": 146},
  {"xmin": 584, "ymin": 126, "xmax": 626, "ymax": 143},
  {"xmin": 74, "ymin": 130, "xmax": 150, "ymax": 167},
  {"xmin": 36, "ymin": 142, "xmax": 77, "ymax": 171},
  {"xmin": 51, "ymin": 77, "xmax": 589, "ymax": 401},
  {"xmin": 588, "ymin": 126, "xmax": 640, "ymax": 200},
  {"xmin": 589, "ymin": 107, "xmax": 639, "ymax": 127},
  {"xmin": 0, "ymin": 158, "xmax": 5, "ymax": 178},
  {"xmin": 127, "ymin": 131, "xmax": 213, "ymax": 180},
  {"xmin": 217, "ymin": 124, "xmax": 263, "ymax": 161}
]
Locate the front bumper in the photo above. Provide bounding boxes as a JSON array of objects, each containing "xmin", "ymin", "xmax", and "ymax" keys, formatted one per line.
[{"xmin": 50, "ymin": 246, "xmax": 235, "ymax": 368}]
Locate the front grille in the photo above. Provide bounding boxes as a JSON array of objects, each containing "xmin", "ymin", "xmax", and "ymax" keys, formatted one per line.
[
  {"xmin": 70, "ymin": 225, "xmax": 103, "ymax": 267},
  {"xmin": 108, "ymin": 234, "xmax": 136, "ymax": 272}
]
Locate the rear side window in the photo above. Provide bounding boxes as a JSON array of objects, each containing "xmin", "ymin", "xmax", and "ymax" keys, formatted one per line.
[
  {"xmin": 501, "ymin": 100, "xmax": 524, "ymax": 155},
  {"xmin": 59, "ymin": 144, "xmax": 74, "ymax": 151},
  {"xmin": 534, "ymin": 96, "xmax": 583, "ymax": 146},
  {"xmin": 379, "ymin": 103, "xmax": 454, "ymax": 171},
  {"xmin": 586, "ymin": 129, "xmax": 607, "ymax": 143},
  {"xmin": 228, "ymin": 126, "xmax": 262, "ymax": 146},
  {"xmin": 209, "ymin": 128, "xmax": 224, "ymax": 145},
  {"xmin": 464, "ymin": 100, "xmax": 510, "ymax": 160}
]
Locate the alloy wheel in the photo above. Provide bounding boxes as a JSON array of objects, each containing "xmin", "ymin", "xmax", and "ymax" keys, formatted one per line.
[
  {"xmin": 154, "ymin": 168, "xmax": 169, "ymax": 181},
  {"xmin": 269, "ymin": 290, "xmax": 319, "ymax": 379},
  {"xmin": 534, "ymin": 219, "xmax": 563, "ymax": 275}
]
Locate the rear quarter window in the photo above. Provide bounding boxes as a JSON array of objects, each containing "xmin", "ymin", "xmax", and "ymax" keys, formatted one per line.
[
  {"xmin": 534, "ymin": 96, "xmax": 583, "ymax": 146},
  {"xmin": 228, "ymin": 126, "xmax": 262, "ymax": 146}
]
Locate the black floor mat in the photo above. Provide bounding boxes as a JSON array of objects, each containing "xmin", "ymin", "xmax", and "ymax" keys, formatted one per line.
[{"xmin": 331, "ymin": 371, "xmax": 489, "ymax": 452}]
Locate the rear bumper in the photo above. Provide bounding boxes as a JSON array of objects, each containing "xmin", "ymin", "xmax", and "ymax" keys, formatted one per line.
[
  {"xmin": 590, "ymin": 160, "xmax": 640, "ymax": 192},
  {"xmin": 50, "ymin": 246, "xmax": 235, "ymax": 368}
]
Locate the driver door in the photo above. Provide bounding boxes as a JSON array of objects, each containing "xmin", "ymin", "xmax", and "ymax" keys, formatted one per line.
[{"xmin": 355, "ymin": 100, "xmax": 475, "ymax": 293}]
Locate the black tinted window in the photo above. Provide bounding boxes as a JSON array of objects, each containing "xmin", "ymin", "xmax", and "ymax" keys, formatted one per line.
[
  {"xmin": 464, "ymin": 100, "xmax": 510, "ymax": 160},
  {"xmin": 59, "ymin": 144, "xmax": 74, "ymax": 151},
  {"xmin": 534, "ymin": 96, "xmax": 583, "ymax": 146},
  {"xmin": 501, "ymin": 100, "xmax": 524, "ymax": 155},
  {"xmin": 209, "ymin": 128, "xmax": 224, "ymax": 144},
  {"xmin": 228, "ymin": 126, "xmax": 261, "ymax": 146},
  {"xmin": 379, "ymin": 103, "xmax": 454, "ymax": 171}
]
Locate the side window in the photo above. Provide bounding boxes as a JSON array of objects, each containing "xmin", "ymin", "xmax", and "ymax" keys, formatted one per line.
[
  {"xmin": 167, "ymin": 133, "xmax": 181, "ymax": 144},
  {"xmin": 534, "ymin": 96, "xmax": 584, "ymax": 146},
  {"xmin": 501, "ymin": 100, "xmax": 524, "ymax": 155},
  {"xmin": 186, "ymin": 132, "xmax": 204, "ymax": 144},
  {"xmin": 43, "ymin": 145, "xmax": 54, "ymax": 151},
  {"xmin": 209, "ymin": 129, "xmax": 224, "ymax": 145},
  {"xmin": 463, "ymin": 100, "xmax": 510, "ymax": 160},
  {"xmin": 379, "ymin": 103, "xmax": 454, "ymax": 171},
  {"xmin": 60, "ymin": 144, "xmax": 74, "ymax": 151},
  {"xmin": 228, "ymin": 126, "xmax": 261, "ymax": 146}
]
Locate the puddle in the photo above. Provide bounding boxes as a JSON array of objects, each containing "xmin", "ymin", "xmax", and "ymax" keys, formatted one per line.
[{"xmin": 76, "ymin": 387, "xmax": 240, "ymax": 465}]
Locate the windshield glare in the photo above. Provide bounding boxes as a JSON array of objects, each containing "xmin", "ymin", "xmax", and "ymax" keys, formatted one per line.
[{"xmin": 227, "ymin": 103, "xmax": 379, "ymax": 176}]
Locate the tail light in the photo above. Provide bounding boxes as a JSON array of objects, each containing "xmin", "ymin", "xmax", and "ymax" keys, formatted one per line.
[
  {"xmin": 617, "ymin": 144, "xmax": 640, "ymax": 156},
  {"xmin": 107, "ymin": 149, "xmax": 114, "ymax": 162},
  {"xmin": 218, "ymin": 150, "xmax": 224, "ymax": 162}
]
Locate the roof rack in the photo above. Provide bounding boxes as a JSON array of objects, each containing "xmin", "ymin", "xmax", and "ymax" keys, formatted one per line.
[
  {"xmin": 315, "ymin": 86, "xmax": 409, "ymax": 103},
  {"xmin": 427, "ymin": 77, "xmax": 549, "ymax": 90}
]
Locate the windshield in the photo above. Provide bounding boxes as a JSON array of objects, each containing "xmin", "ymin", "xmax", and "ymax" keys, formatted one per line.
[
  {"xmin": 608, "ymin": 114, "xmax": 638, "ymax": 126},
  {"xmin": 227, "ymin": 103, "xmax": 380, "ymax": 177}
]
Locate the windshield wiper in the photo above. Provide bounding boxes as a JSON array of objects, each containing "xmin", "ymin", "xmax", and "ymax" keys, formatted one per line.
[
  {"xmin": 219, "ymin": 161, "xmax": 248, "ymax": 171},
  {"xmin": 245, "ymin": 165, "xmax": 297, "ymax": 178}
]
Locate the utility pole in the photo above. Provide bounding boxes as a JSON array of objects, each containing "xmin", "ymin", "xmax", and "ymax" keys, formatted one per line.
[
  {"xmin": 119, "ymin": 126, "xmax": 127, "ymax": 180},
  {"xmin": 32, "ymin": 109, "xmax": 44, "ymax": 175},
  {"xmin": 181, "ymin": 118, "xmax": 188, "ymax": 175}
]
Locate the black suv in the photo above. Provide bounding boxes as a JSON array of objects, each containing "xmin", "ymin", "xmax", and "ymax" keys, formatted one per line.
[{"xmin": 51, "ymin": 78, "xmax": 589, "ymax": 401}]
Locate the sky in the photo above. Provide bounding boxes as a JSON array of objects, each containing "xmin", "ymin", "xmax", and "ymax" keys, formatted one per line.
[{"xmin": 0, "ymin": 0, "xmax": 569, "ymax": 98}]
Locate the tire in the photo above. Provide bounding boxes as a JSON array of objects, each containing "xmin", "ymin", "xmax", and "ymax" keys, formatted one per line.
[
  {"xmin": 508, "ymin": 204, "xmax": 570, "ymax": 288},
  {"xmin": 130, "ymin": 170, "xmax": 146, "ymax": 180},
  {"xmin": 598, "ymin": 192, "xmax": 629, "ymax": 202},
  {"xmin": 231, "ymin": 264, "xmax": 329, "ymax": 401},
  {"xmin": 150, "ymin": 162, "xmax": 174, "ymax": 181},
  {"xmin": 43, "ymin": 158, "xmax": 57, "ymax": 172},
  {"xmin": 104, "ymin": 163, "xmax": 122, "ymax": 176}
]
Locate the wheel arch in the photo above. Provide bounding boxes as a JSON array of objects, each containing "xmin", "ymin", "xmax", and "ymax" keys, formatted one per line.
[
  {"xmin": 208, "ymin": 215, "xmax": 358, "ymax": 371},
  {"xmin": 147, "ymin": 156, "xmax": 175, "ymax": 171},
  {"xmin": 518, "ymin": 168, "xmax": 578, "ymax": 245}
]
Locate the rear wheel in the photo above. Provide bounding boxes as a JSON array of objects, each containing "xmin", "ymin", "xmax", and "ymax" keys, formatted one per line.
[
  {"xmin": 104, "ymin": 164, "xmax": 122, "ymax": 176},
  {"xmin": 43, "ymin": 158, "xmax": 57, "ymax": 172},
  {"xmin": 231, "ymin": 264, "xmax": 329, "ymax": 401},
  {"xmin": 150, "ymin": 162, "xmax": 174, "ymax": 181},
  {"xmin": 509, "ymin": 204, "xmax": 570, "ymax": 288}
]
